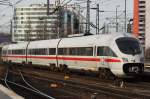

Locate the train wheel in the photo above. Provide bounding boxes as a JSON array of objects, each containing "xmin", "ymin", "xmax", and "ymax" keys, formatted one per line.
[
  {"xmin": 22, "ymin": 61, "xmax": 26, "ymax": 66},
  {"xmin": 105, "ymin": 69, "xmax": 116, "ymax": 80},
  {"xmin": 59, "ymin": 64, "xmax": 67, "ymax": 72},
  {"xmin": 50, "ymin": 64, "xmax": 56, "ymax": 71},
  {"xmin": 98, "ymin": 68, "xmax": 105, "ymax": 79},
  {"xmin": 98, "ymin": 68, "xmax": 115, "ymax": 80}
]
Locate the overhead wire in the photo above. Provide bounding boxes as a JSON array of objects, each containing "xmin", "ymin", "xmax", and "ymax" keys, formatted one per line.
[{"xmin": 0, "ymin": 0, "xmax": 24, "ymax": 27}]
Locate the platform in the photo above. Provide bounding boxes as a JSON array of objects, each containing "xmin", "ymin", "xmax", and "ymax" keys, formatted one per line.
[{"xmin": 0, "ymin": 85, "xmax": 24, "ymax": 99}]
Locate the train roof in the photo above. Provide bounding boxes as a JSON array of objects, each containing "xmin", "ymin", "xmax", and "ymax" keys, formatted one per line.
[
  {"xmin": 8, "ymin": 42, "xmax": 29, "ymax": 49},
  {"xmin": 27, "ymin": 33, "xmax": 134, "ymax": 48},
  {"xmin": 3, "ymin": 33, "xmax": 135, "ymax": 49},
  {"xmin": 28, "ymin": 39, "xmax": 60, "ymax": 49}
]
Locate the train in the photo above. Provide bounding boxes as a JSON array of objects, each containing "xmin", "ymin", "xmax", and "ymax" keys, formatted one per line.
[{"xmin": 1, "ymin": 33, "xmax": 144, "ymax": 78}]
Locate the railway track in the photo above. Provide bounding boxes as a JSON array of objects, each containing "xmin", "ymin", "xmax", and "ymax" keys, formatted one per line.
[
  {"xmin": 2, "ymin": 63, "xmax": 150, "ymax": 99},
  {"xmin": 22, "ymin": 71, "xmax": 150, "ymax": 99},
  {"xmin": 0, "ymin": 65, "xmax": 55, "ymax": 99},
  {"xmin": 1, "ymin": 64, "xmax": 85, "ymax": 99},
  {"xmin": 7, "ymin": 64, "xmax": 150, "ymax": 99}
]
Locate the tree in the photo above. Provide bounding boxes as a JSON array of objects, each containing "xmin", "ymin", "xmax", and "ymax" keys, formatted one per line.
[
  {"xmin": 43, "ymin": 19, "xmax": 49, "ymax": 40},
  {"xmin": 35, "ymin": 17, "xmax": 49, "ymax": 40},
  {"xmin": 24, "ymin": 19, "xmax": 32, "ymax": 41}
]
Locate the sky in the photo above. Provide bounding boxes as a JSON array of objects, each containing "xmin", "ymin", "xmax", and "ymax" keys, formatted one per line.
[{"xmin": 0, "ymin": 0, "xmax": 133, "ymax": 33}]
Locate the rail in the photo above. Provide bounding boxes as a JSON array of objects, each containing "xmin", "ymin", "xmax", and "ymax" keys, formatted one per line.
[{"xmin": 2, "ymin": 66, "xmax": 55, "ymax": 99}]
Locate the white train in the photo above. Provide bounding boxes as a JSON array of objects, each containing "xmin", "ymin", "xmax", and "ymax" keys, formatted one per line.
[{"xmin": 1, "ymin": 33, "xmax": 144, "ymax": 78}]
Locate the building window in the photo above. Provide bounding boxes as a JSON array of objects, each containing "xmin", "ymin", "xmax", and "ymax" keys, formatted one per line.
[
  {"xmin": 139, "ymin": 10, "xmax": 145, "ymax": 13},
  {"xmin": 139, "ymin": 1, "xmax": 145, "ymax": 4},
  {"xmin": 139, "ymin": 6, "xmax": 145, "ymax": 8}
]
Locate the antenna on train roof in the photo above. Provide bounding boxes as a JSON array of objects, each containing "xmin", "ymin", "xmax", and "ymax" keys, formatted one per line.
[
  {"xmin": 84, "ymin": 33, "xmax": 93, "ymax": 36},
  {"xmin": 68, "ymin": 33, "xmax": 93, "ymax": 38}
]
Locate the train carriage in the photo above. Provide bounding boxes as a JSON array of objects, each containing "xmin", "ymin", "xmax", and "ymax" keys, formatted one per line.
[
  {"xmin": 7, "ymin": 42, "xmax": 28, "ymax": 63},
  {"xmin": 1, "ymin": 33, "xmax": 144, "ymax": 78},
  {"xmin": 27, "ymin": 39, "xmax": 59, "ymax": 66}
]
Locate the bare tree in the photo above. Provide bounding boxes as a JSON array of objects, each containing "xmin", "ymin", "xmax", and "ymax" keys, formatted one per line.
[
  {"xmin": 35, "ymin": 23, "xmax": 42, "ymax": 40},
  {"xmin": 43, "ymin": 19, "xmax": 49, "ymax": 40},
  {"xmin": 24, "ymin": 19, "xmax": 32, "ymax": 41},
  {"xmin": 35, "ymin": 17, "xmax": 49, "ymax": 40},
  {"xmin": 51, "ymin": 20, "xmax": 58, "ymax": 39}
]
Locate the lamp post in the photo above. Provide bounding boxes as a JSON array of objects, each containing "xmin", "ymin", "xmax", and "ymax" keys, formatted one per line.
[
  {"xmin": 86, "ymin": 0, "xmax": 91, "ymax": 35},
  {"xmin": 125, "ymin": 0, "xmax": 127, "ymax": 32},
  {"xmin": 91, "ymin": 4, "xmax": 104, "ymax": 34},
  {"xmin": 116, "ymin": 5, "xmax": 120, "ymax": 32}
]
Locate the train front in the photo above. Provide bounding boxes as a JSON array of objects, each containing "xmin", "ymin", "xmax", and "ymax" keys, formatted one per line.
[{"xmin": 111, "ymin": 36, "xmax": 144, "ymax": 78}]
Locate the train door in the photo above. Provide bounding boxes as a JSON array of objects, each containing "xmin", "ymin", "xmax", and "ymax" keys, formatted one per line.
[
  {"xmin": 97, "ymin": 46, "xmax": 109, "ymax": 68},
  {"xmin": 3, "ymin": 47, "xmax": 9, "ymax": 62},
  {"xmin": 98, "ymin": 46, "xmax": 117, "ymax": 79}
]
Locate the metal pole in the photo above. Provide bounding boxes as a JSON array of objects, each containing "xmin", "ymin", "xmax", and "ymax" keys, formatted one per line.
[
  {"xmin": 96, "ymin": 6, "xmax": 98, "ymax": 34},
  {"xmin": 116, "ymin": 5, "xmax": 119, "ymax": 32},
  {"xmin": 12, "ymin": 5, "xmax": 15, "ymax": 42},
  {"xmin": 57, "ymin": 0, "xmax": 60, "ymax": 38},
  {"xmin": 47, "ymin": 0, "xmax": 49, "ymax": 15},
  {"xmin": 125, "ymin": 0, "xmax": 127, "ymax": 32},
  {"xmin": 97, "ymin": 4, "xmax": 99, "ymax": 34},
  {"xmin": 78, "ymin": 5, "xmax": 81, "ymax": 34},
  {"xmin": 86, "ymin": 0, "xmax": 90, "ymax": 34},
  {"xmin": 116, "ymin": 7, "xmax": 117, "ymax": 32},
  {"xmin": 10, "ymin": 20, "xmax": 12, "ymax": 42},
  {"xmin": 46, "ymin": 0, "xmax": 50, "ymax": 39}
]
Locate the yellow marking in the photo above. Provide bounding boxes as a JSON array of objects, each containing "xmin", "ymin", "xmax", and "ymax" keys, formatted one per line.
[
  {"xmin": 50, "ymin": 83, "xmax": 58, "ymax": 88},
  {"xmin": 64, "ymin": 75, "xmax": 70, "ymax": 80}
]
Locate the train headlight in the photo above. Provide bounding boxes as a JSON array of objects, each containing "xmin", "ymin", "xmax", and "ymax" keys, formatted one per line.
[{"xmin": 122, "ymin": 58, "xmax": 128, "ymax": 62}]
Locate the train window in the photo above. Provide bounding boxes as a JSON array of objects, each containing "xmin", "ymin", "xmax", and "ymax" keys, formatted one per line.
[
  {"xmin": 58, "ymin": 47, "xmax": 93, "ymax": 56},
  {"xmin": 69, "ymin": 47, "xmax": 93, "ymax": 56},
  {"xmin": 69, "ymin": 48, "xmax": 77, "ymax": 55},
  {"xmin": 11, "ymin": 49, "xmax": 24, "ymax": 55},
  {"xmin": 97, "ymin": 47, "xmax": 117, "ymax": 57},
  {"xmin": 116, "ymin": 37, "xmax": 142, "ymax": 55},
  {"xmin": 8, "ymin": 50, "xmax": 12, "ymax": 54},
  {"xmin": 85, "ymin": 47, "xmax": 93, "ymax": 56},
  {"xmin": 77, "ymin": 47, "xmax": 93, "ymax": 56},
  {"xmin": 49, "ymin": 48, "xmax": 56, "ymax": 55},
  {"xmin": 29, "ymin": 48, "xmax": 47, "ymax": 55},
  {"xmin": 58, "ymin": 48, "xmax": 69, "ymax": 55},
  {"xmin": 28, "ymin": 49, "xmax": 32, "ymax": 55},
  {"xmin": 40, "ymin": 48, "xmax": 47, "ymax": 55},
  {"xmin": 58, "ymin": 48, "xmax": 63, "ymax": 55},
  {"xmin": 97, "ymin": 47, "xmax": 104, "ymax": 56},
  {"xmin": 2, "ymin": 50, "xmax": 7, "ymax": 55}
]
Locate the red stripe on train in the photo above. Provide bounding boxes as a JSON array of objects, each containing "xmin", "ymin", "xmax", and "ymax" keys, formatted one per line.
[
  {"xmin": 104, "ymin": 58, "xmax": 121, "ymax": 62},
  {"xmin": 3, "ymin": 55, "xmax": 121, "ymax": 63},
  {"xmin": 4, "ymin": 55, "xmax": 100, "ymax": 62}
]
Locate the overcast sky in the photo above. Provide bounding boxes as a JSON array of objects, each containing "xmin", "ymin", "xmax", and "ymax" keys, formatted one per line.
[{"xmin": 0, "ymin": 0, "xmax": 133, "ymax": 33}]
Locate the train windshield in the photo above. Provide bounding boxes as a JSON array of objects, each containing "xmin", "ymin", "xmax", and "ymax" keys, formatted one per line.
[{"xmin": 116, "ymin": 37, "xmax": 141, "ymax": 55}]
